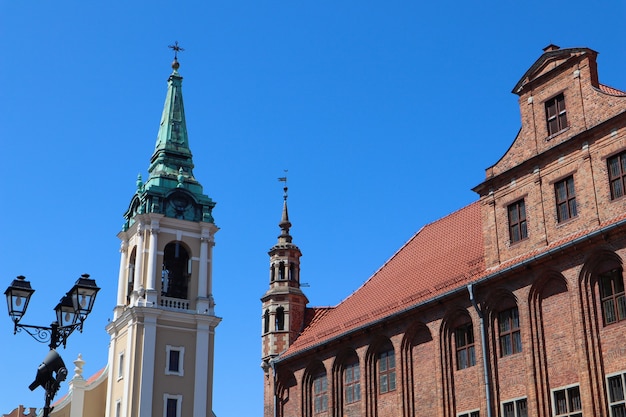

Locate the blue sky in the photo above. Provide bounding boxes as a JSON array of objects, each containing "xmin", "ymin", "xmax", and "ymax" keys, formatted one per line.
[{"xmin": 1, "ymin": 1, "xmax": 625, "ymax": 416}]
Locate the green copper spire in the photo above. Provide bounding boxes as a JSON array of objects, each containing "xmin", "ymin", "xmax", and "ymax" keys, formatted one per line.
[
  {"xmin": 148, "ymin": 56, "xmax": 194, "ymax": 180},
  {"xmin": 122, "ymin": 49, "xmax": 216, "ymax": 230}
]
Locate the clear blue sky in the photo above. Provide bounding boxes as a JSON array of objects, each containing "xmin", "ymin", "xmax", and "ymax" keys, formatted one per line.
[{"xmin": 1, "ymin": 1, "xmax": 625, "ymax": 415}]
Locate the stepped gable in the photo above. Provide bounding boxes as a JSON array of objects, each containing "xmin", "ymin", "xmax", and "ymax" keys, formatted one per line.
[{"xmin": 285, "ymin": 201, "xmax": 484, "ymax": 356}]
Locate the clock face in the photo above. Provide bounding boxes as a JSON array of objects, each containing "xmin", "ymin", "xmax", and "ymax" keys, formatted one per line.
[{"xmin": 166, "ymin": 192, "xmax": 196, "ymax": 220}]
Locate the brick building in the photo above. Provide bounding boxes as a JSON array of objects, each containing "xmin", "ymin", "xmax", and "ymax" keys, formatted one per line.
[{"xmin": 261, "ymin": 45, "xmax": 626, "ymax": 417}]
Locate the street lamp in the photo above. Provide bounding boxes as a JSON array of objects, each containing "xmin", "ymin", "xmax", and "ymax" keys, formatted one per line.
[{"xmin": 4, "ymin": 274, "xmax": 100, "ymax": 416}]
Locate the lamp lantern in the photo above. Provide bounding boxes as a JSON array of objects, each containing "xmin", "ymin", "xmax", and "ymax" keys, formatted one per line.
[
  {"xmin": 54, "ymin": 294, "xmax": 78, "ymax": 328},
  {"xmin": 68, "ymin": 274, "xmax": 100, "ymax": 320},
  {"xmin": 4, "ymin": 275, "xmax": 35, "ymax": 324}
]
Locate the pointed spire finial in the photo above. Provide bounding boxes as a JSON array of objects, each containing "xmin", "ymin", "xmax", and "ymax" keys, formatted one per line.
[
  {"xmin": 168, "ymin": 41, "xmax": 185, "ymax": 71},
  {"xmin": 277, "ymin": 171, "xmax": 291, "ymax": 241}
]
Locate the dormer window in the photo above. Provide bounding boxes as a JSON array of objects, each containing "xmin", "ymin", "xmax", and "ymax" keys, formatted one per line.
[{"xmin": 545, "ymin": 93, "xmax": 568, "ymax": 136}]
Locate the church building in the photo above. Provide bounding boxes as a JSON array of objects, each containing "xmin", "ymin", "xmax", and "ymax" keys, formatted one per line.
[
  {"xmin": 261, "ymin": 45, "xmax": 626, "ymax": 417},
  {"xmin": 45, "ymin": 53, "xmax": 221, "ymax": 417}
]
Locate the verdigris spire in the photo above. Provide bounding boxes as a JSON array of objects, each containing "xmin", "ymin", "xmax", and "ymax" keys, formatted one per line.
[
  {"xmin": 148, "ymin": 52, "xmax": 194, "ymax": 181},
  {"xmin": 122, "ymin": 45, "xmax": 216, "ymax": 230}
]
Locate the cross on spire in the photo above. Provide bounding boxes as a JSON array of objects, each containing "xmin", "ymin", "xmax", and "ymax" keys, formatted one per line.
[{"xmin": 168, "ymin": 41, "xmax": 185, "ymax": 59}]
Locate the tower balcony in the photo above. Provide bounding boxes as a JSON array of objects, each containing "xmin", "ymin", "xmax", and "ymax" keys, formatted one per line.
[{"xmin": 159, "ymin": 295, "xmax": 190, "ymax": 311}]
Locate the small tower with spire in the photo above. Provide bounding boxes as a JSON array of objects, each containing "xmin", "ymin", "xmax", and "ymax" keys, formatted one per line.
[
  {"xmin": 261, "ymin": 179, "xmax": 308, "ymax": 366},
  {"xmin": 106, "ymin": 45, "xmax": 220, "ymax": 417}
]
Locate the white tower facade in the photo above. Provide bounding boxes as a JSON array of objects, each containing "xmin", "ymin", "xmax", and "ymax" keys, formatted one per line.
[{"xmin": 105, "ymin": 55, "xmax": 220, "ymax": 417}]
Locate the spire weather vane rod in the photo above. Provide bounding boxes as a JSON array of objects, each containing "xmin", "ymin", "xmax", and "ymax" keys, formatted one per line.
[{"xmin": 278, "ymin": 170, "xmax": 288, "ymax": 199}]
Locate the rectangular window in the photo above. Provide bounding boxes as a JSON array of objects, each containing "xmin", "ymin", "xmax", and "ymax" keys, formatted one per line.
[
  {"xmin": 608, "ymin": 372, "xmax": 626, "ymax": 417},
  {"xmin": 508, "ymin": 200, "xmax": 528, "ymax": 243},
  {"xmin": 545, "ymin": 93, "xmax": 568, "ymax": 136},
  {"xmin": 503, "ymin": 398, "xmax": 528, "ymax": 417},
  {"xmin": 115, "ymin": 401, "xmax": 121, "ymax": 417},
  {"xmin": 165, "ymin": 346, "xmax": 185, "ymax": 376},
  {"xmin": 555, "ymin": 176, "xmax": 577, "ymax": 222},
  {"xmin": 344, "ymin": 362, "xmax": 361, "ymax": 404},
  {"xmin": 499, "ymin": 307, "xmax": 522, "ymax": 357},
  {"xmin": 552, "ymin": 386, "xmax": 582, "ymax": 417},
  {"xmin": 458, "ymin": 411, "xmax": 480, "ymax": 417},
  {"xmin": 456, "ymin": 324, "xmax": 476, "ymax": 370},
  {"xmin": 600, "ymin": 269, "xmax": 626, "ymax": 325},
  {"xmin": 608, "ymin": 151, "xmax": 626, "ymax": 200},
  {"xmin": 117, "ymin": 352, "xmax": 124, "ymax": 380},
  {"xmin": 163, "ymin": 394, "xmax": 182, "ymax": 417},
  {"xmin": 378, "ymin": 350, "xmax": 396, "ymax": 393},
  {"xmin": 313, "ymin": 374, "xmax": 328, "ymax": 413}
]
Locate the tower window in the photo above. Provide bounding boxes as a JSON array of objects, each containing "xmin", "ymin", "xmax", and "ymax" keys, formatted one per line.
[
  {"xmin": 508, "ymin": 200, "xmax": 528, "ymax": 243},
  {"xmin": 378, "ymin": 349, "xmax": 396, "ymax": 394},
  {"xmin": 555, "ymin": 176, "xmax": 577, "ymax": 222},
  {"xmin": 127, "ymin": 247, "xmax": 137, "ymax": 304},
  {"xmin": 163, "ymin": 394, "xmax": 182, "ymax": 417},
  {"xmin": 117, "ymin": 352, "xmax": 124, "ymax": 380},
  {"xmin": 545, "ymin": 93, "xmax": 568, "ymax": 136},
  {"xmin": 275, "ymin": 306, "xmax": 285, "ymax": 331},
  {"xmin": 278, "ymin": 262, "xmax": 285, "ymax": 280},
  {"xmin": 608, "ymin": 151, "xmax": 626, "ymax": 200},
  {"xmin": 162, "ymin": 242, "xmax": 190, "ymax": 300},
  {"xmin": 498, "ymin": 307, "xmax": 522, "ymax": 356},
  {"xmin": 456, "ymin": 323, "xmax": 476, "ymax": 370},
  {"xmin": 165, "ymin": 346, "xmax": 184, "ymax": 376},
  {"xmin": 264, "ymin": 309, "xmax": 270, "ymax": 333},
  {"xmin": 600, "ymin": 268, "xmax": 626, "ymax": 325}
]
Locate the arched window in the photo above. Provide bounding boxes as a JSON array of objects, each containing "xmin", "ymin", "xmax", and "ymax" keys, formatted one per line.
[
  {"xmin": 455, "ymin": 322, "xmax": 476, "ymax": 370},
  {"xmin": 270, "ymin": 265, "xmax": 276, "ymax": 282},
  {"xmin": 312, "ymin": 372, "xmax": 328, "ymax": 414},
  {"xmin": 498, "ymin": 306, "xmax": 522, "ymax": 356},
  {"xmin": 289, "ymin": 263, "xmax": 296, "ymax": 281},
  {"xmin": 127, "ymin": 247, "xmax": 137, "ymax": 304},
  {"xmin": 344, "ymin": 359, "xmax": 361, "ymax": 404},
  {"xmin": 278, "ymin": 262, "xmax": 285, "ymax": 280},
  {"xmin": 264, "ymin": 309, "xmax": 270, "ymax": 334},
  {"xmin": 304, "ymin": 363, "xmax": 328, "ymax": 417},
  {"xmin": 600, "ymin": 267, "xmax": 626, "ymax": 325},
  {"xmin": 275, "ymin": 307, "xmax": 285, "ymax": 331},
  {"xmin": 162, "ymin": 242, "xmax": 190, "ymax": 300}
]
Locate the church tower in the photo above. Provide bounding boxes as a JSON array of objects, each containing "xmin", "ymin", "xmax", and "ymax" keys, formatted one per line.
[
  {"xmin": 105, "ymin": 50, "xmax": 220, "ymax": 417},
  {"xmin": 261, "ymin": 183, "xmax": 308, "ymax": 364}
]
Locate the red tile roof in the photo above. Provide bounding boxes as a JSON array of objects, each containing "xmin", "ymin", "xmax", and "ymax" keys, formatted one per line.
[
  {"xmin": 283, "ymin": 198, "xmax": 626, "ymax": 359},
  {"xmin": 599, "ymin": 83, "xmax": 626, "ymax": 96},
  {"xmin": 285, "ymin": 201, "xmax": 484, "ymax": 356}
]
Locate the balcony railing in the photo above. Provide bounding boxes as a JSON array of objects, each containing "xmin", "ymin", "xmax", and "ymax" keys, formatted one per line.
[{"xmin": 160, "ymin": 296, "xmax": 190, "ymax": 311}]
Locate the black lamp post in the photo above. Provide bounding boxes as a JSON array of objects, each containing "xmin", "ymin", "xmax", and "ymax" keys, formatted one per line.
[{"xmin": 4, "ymin": 274, "xmax": 100, "ymax": 416}]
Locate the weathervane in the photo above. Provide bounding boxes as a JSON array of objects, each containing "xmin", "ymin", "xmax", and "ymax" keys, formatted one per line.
[{"xmin": 278, "ymin": 170, "xmax": 288, "ymax": 199}]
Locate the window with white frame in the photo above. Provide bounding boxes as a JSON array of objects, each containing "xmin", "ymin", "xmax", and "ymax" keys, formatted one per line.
[
  {"xmin": 117, "ymin": 352, "xmax": 124, "ymax": 380},
  {"xmin": 163, "ymin": 394, "xmax": 182, "ymax": 417},
  {"xmin": 502, "ymin": 397, "xmax": 527, "ymax": 417},
  {"xmin": 552, "ymin": 385, "xmax": 582, "ymax": 417},
  {"xmin": 165, "ymin": 345, "xmax": 185, "ymax": 376},
  {"xmin": 115, "ymin": 400, "xmax": 121, "ymax": 417},
  {"xmin": 607, "ymin": 371, "xmax": 626, "ymax": 417},
  {"xmin": 458, "ymin": 410, "xmax": 479, "ymax": 417}
]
